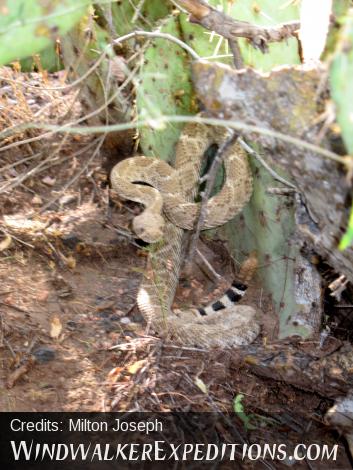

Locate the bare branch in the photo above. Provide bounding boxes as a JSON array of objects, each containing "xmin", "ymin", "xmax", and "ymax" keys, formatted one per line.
[
  {"xmin": 184, "ymin": 129, "xmax": 237, "ymax": 273},
  {"xmin": 174, "ymin": 0, "xmax": 300, "ymax": 52}
]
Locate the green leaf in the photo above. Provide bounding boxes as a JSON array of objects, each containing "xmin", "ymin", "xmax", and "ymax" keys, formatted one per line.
[
  {"xmin": 233, "ymin": 394, "xmax": 257, "ymax": 431},
  {"xmin": 233, "ymin": 393, "xmax": 245, "ymax": 413}
]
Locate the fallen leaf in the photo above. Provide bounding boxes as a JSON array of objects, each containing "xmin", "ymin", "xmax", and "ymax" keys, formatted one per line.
[
  {"xmin": 50, "ymin": 315, "xmax": 62, "ymax": 339},
  {"xmin": 127, "ymin": 359, "xmax": 146, "ymax": 375},
  {"xmin": 0, "ymin": 234, "xmax": 12, "ymax": 251},
  {"xmin": 6, "ymin": 361, "xmax": 34, "ymax": 389},
  {"xmin": 48, "ymin": 260, "xmax": 56, "ymax": 270},
  {"xmin": 59, "ymin": 253, "xmax": 76, "ymax": 269},
  {"xmin": 31, "ymin": 195, "xmax": 43, "ymax": 205},
  {"xmin": 194, "ymin": 377, "xmax": 208, "ymax": 394},
  {"xmin": 107, "ymin": 367, "xmax": 123, "ymax": 381},
  {"xmin": 65, "ymin": 256, "xmax": 76, "ymax": 269},
  {"xmin": 42, "ymin": 176, "xmax": 56, "ymax": 186},
  {"xmin": 59, "ymin": 194, "xmax": 76, "ymax": 206}
]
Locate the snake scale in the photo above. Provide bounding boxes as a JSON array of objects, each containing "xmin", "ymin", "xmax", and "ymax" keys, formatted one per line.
[{"xmin": 111, "ymin": 122, "xmax": 260, "ymax": 348}]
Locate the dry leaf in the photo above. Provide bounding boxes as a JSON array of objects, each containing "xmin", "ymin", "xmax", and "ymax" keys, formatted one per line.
[
  {"xmin": 127, "ymin": 359, "xmax": 146, "ymax": 375},
  {"xmin": 59, "ymin": 253, "xmax": 76, "ymax": 269},
  {"xmin": 50, "ymin": 315, "xmax": 62, "ymax": 339},
  {"xmin": 42, "ymin": 176, "xmax": 56, "ymax": 186},
  {"xmin": 6, "ymin": 362, "xmax": 33, "ymax": 389},
  {"xmin": 107, "ymin": 367, "xmax": 123, "ymax": 382},
  {"xmin": 194, "ymin": 377, "xmax": 208, "ymax": 394},
  {"xmin": 0, "ymin": 234, "xmax": 12, "ymax": 251},
  {"xmin": 31, "ymin": 195, "xmax": 43, "ymax": 205},
  {"xmin": 65, "ymin": 256, "xmax": 76, "ymax": 269},
  {"xmin": 48, "ymin": 260, "xmax": 56, "ymax": 270}
]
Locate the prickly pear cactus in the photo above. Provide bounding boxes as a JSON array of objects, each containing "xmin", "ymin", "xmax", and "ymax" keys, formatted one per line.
[
  {"xmin": 136, "ymin": 16, "xmax": 194, "ymax": 161},
  {"xmin": 330, "ymin": 9, "xmax": 353, "ymax": 156},
  {"xmin": 323, "ymin": 0, "xmax": 351, "ymax": 57},
  {"xmin": 0, "ymin": 0, "xmax": 89, "ymax": 66},
  {"xmin": 105, "ymin": 0, "xmax": 170, "ymax": 37},
  {"xmin": 20, "ymin": 44, "xmax": 62, "ymax": 72},
  {"xmin": 135, "ymin": 0, "xmax": 299, "ymax": 159},
  {"xmin": 214, "ymin": 1, "xmax": 303, "ymax": 338},
  {"xmin": 133, "ymin": 0, "xmax": 306, "ymax": 338},
  {"xmin": 330, "ymin": 8, "xmax": 353, "ymax": 250}
]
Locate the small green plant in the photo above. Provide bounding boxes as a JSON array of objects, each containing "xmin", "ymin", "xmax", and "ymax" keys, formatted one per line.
[
  {"xmin": 233, "ymin": 394, "xmax": 257, "ymax": 431},
  {"xmin": 339, "ymin": 208, "xmax": 353, "ymax": 250},
  {"xmin": 233, "ymin": 394, "xmax": 278, "ymax": 431}
]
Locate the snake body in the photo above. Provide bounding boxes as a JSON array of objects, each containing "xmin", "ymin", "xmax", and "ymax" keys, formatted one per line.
[{"xmin": 111, "ymin": 122, "xmax": 260, "ymax": 348}]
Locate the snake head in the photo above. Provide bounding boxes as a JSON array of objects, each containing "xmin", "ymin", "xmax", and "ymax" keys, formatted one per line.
[{"xmin": 132, "ymin": 213, "xmax": 165, "ymax": 243}]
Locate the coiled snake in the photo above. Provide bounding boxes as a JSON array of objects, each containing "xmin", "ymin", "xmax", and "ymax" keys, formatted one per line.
[{"xmin": 111, "ymin": 122, "xmax": 260, "ymax": 348}]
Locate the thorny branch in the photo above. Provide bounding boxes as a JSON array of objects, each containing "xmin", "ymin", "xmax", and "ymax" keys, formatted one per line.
[{"xmin": 174, "ymin": 0, "xmax": 300, "ymax": 53}]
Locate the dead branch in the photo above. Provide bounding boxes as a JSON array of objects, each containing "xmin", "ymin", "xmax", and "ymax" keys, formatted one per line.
[
  {"xmin": 227, "ymin": 338, "xmax": 353, "ymax": 399},
  {"xmin": 175, "ymin": 0, "xmax": 300, "ymax": 52},
  {"xmin": 184, "ymin": 129, "xmax": 237, "ymax": 273}
]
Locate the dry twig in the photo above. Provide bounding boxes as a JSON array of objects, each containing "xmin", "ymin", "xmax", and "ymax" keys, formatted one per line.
[
  {"xmin": 184, "ymin": 128, "xmax": 237, "ymax": 273},
  {"xmin": 174, "ymin": 0, "xmax": 300, "ymax": 52}
]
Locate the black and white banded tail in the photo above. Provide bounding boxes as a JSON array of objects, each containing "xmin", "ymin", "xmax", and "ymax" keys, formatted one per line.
[{"xmin": 197, "ymin": 282, "xmax": 248, "ymax": 316}]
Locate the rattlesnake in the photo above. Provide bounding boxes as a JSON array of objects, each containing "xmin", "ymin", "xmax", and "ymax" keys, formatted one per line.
[{"xmin": 111, "ymin": 122, "xmax": 260, "ymax": 348}]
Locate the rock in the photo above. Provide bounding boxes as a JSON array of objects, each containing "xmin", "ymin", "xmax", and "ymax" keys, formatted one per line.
[{"xmin": 32, "ymin": 347, "xmax": 56, "ymax": 363}]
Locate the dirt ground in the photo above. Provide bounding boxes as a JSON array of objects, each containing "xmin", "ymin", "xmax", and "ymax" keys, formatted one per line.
[{"xmin": 0, "ymin": 68, "xmax": 351, "ymax": 468}]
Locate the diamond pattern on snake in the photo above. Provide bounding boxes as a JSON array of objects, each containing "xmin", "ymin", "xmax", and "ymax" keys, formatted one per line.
[{"xmin": 111, "ymin": 122, "xmax": 261, "ymax": 348}]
